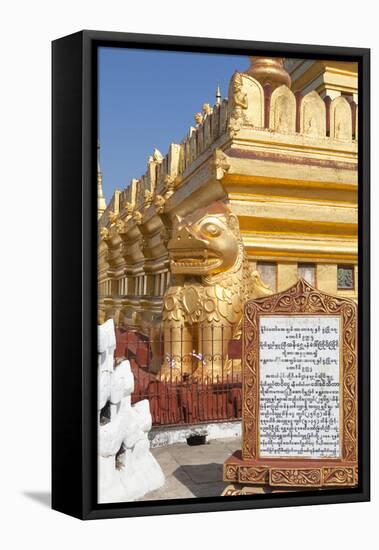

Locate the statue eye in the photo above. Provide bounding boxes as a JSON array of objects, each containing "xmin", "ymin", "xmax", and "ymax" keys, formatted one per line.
[{"xmin": 203, "ymin": 223, "xmax": 221, "ymax": 237}]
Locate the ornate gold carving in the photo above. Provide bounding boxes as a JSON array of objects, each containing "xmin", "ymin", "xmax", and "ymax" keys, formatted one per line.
[
  {"xmin": 144, "ymin": 189, "xmax": 154, "ymax": 209},
  {"xmin": 222, "ymin": 485, "xmax": 242, "ymax": 496},
  {"xmin": 154, "ymin": 194, "xmax": 166, "ymax": 214},
  {"xmin": 221, "ymin": 484, "xmax": 266, "ymax": 496},
  {"xmin": 100, "ymin": 227, "xmax": 110, "ymax": 241},
  {"xmin": 300, "ymin": 90, "xmax": 326, "ymax": 138},
  {"xmin": 239, "ymin": 466, "xmax": 269, "ymax": 484},
  {"xmin": 132, "ymin": 211, "xmax": 143, "ymax": 225},
  {"xmin": 228, "ymin": 72, "xmax": 248, "ymax": 135},
  {"xmin": 108, "ymin": 211, "xmax": 118, "ymax": 225},
  {"xmin": 269, "ymin": 85, "xmax": 296, "ymax": 134},
  {"xmin": 161, "ymin": 202, "xmax": 273, "ymax": 379},
  {"xmin": 242, "ymin": 278, "xmax": 358, "ymax": 466},
  {"xmin": 330, "ymin": 96, "xmax": 352, "ymax": 142},
  {"xmin": 163, "ymin": 174, "xmax": 177, "ymax": 199},
  {"xmin": 223, "ymin": 462, "xmax": 358, "ymax": 489},
  {"xmin": 224, "ymin": 464, "xmax": 239, "ymax": 482},
  {"xmin": 270, "ymin": 468, "xmax": 322, "ymax": 487},
  {"xmin": 194, "ymin": 112, "xmax": 203, "ymax": 126},
  {"xmin": 322, "ymin": 467, "xmax": 355, "ymax": 486},
  {"xmin": 354, "ymin": 465, "xmax": 359, "ymax": 484},
  {"xmin": 214, "ymin": 148, "xmax": 231, "ymax": 180},
  {"xmin": 202, "ymin": 103, "xmax": 213, "ymax": 116},
  {"xmin": 115, "ymin": 219, "xmax": 125, "ymax": 234},
  {"xmin": 124, "ymin": 201, "xmax": 135, "ymax": 216}
]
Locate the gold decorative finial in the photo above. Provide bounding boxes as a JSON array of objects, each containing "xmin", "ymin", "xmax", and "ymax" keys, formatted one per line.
[
  {"xmin": 245, "ymin": 57, "xmax": 291, "ymax": 89},
  {"xmin": 202, "ymin": 103, "xmax": 213, "ymax": 116},
  {"xmin": 97, "ymin": 140, "xmax": 106, "ymax": 220},
  {"xmin": 194, "ymin": 112, "xmax": 203, "ymax": 126}
]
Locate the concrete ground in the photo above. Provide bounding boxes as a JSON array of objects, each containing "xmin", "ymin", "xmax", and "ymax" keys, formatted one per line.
[{"xmin": 141, "ymin": 437, "xmax": 239, "ymax": 500}]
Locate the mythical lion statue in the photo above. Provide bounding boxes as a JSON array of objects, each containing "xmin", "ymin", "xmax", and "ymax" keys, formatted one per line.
[{"xmin": 160, "ymin": 201, "xmax": 272, "ymax": 379}]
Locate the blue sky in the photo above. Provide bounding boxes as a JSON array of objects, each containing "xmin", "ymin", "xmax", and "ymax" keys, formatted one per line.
[{"xmin": 98, "ymin": 47, "xmax": 248, "ymax": 202}]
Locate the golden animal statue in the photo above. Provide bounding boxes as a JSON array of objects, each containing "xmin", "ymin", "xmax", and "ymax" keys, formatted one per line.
[
  {"xmin": 108, "ymin": 211, "xmax": 118, "ymax": 225},
  {"xmin": 100, "ymin": 227, "xmax": 109, "ymax": 241},
  {"xmin": 160, "ymin": 201, "xmax": 272, "ymax": 379},
  {"xmin": 154, "ymin": 194, "xmax": 166, "ymax": 214},
  {"xmin": 116, "ymin": 218, "xmax": 125, "ymax": 233},
  {"xmin": 163, "ymin": 174, "xmax": 176, "ymax": 198},
  {"xmin": 202, "ymin": 103, "xmax": 213, "ymax": 116},
  {"xmin": 144, "ymin": 189, "xmax": 154, "ymax": 209},
  {"xmin": 194, "ymin": 112, "xmax": 203, "ymax": 126},
  {"xmin": 133, "ymin": 211, "xmax": 143, "ymax": 225},
  {"xmin": 124, "ymin": 201, "xmax": 135, "ymax": 216}
]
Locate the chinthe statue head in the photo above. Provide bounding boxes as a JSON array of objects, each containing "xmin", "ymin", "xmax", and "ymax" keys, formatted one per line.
[{"xmin": 168, "ymin": 202, "xmax": 241, "ymax": 276}]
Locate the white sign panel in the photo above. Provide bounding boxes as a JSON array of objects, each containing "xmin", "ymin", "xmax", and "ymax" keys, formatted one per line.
[{"xmin": 259, "ymin": 315, "xmax": 340, "ymax": 459}]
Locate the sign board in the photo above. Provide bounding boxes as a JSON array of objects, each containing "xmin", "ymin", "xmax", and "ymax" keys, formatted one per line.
[{"xmin": 224, "ymin": 279, "xmax": 358, "ymax": 488}]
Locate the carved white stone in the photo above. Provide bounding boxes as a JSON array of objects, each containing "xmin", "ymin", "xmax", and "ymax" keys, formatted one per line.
[
  {"xmin": 269, "ymin": 85, "xmax": 296, "ymax": 134},
  {"xmin": 98, "ymin": 320, "xmax": 164, "ymax": 503},
  {"xmin": 300, "ymin": 90, "xmax": 326, "ymax": 137},
  {"xmin": 330, "ymin": 96, "xmax": 352, "ymax": 141}
]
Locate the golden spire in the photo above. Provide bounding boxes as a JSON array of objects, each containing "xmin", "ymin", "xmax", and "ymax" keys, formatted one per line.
[
  {"xmin": 97, "ymin": 140, "xmax": 106, "ymax": 220},
  {"xmin": 245, "ymin": 57, "xmax": 291, "ymax": 89},
  {"xmin": 215, "ymin": 84, "xmax": 221, "ymax": 105}
]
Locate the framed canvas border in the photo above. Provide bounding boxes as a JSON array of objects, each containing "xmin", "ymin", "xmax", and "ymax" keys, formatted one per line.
[{"xmin": 52, "ymin": 30, "xmax": 370, "ymax": 520}]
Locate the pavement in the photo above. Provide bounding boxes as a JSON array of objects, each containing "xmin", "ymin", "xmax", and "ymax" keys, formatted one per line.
[{"xmin": 141, "ymin": 437, "xmax": 239, "ymax": 500}]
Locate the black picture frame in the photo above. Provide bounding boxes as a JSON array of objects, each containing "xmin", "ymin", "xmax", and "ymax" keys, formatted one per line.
[{"xmin": 52, "ymin": 30, "xmax": 370, "ymax": 520}]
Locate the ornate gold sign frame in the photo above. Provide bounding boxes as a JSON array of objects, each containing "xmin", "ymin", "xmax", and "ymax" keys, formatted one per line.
[{"xmin": 224, "ymin": 278, "xmax": 358, "ymax": 488}]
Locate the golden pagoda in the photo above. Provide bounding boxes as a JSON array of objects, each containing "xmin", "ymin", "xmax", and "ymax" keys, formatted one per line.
[{"xmin": 97, "ymin": 56, "xmax": 358, "ymax": 377}]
